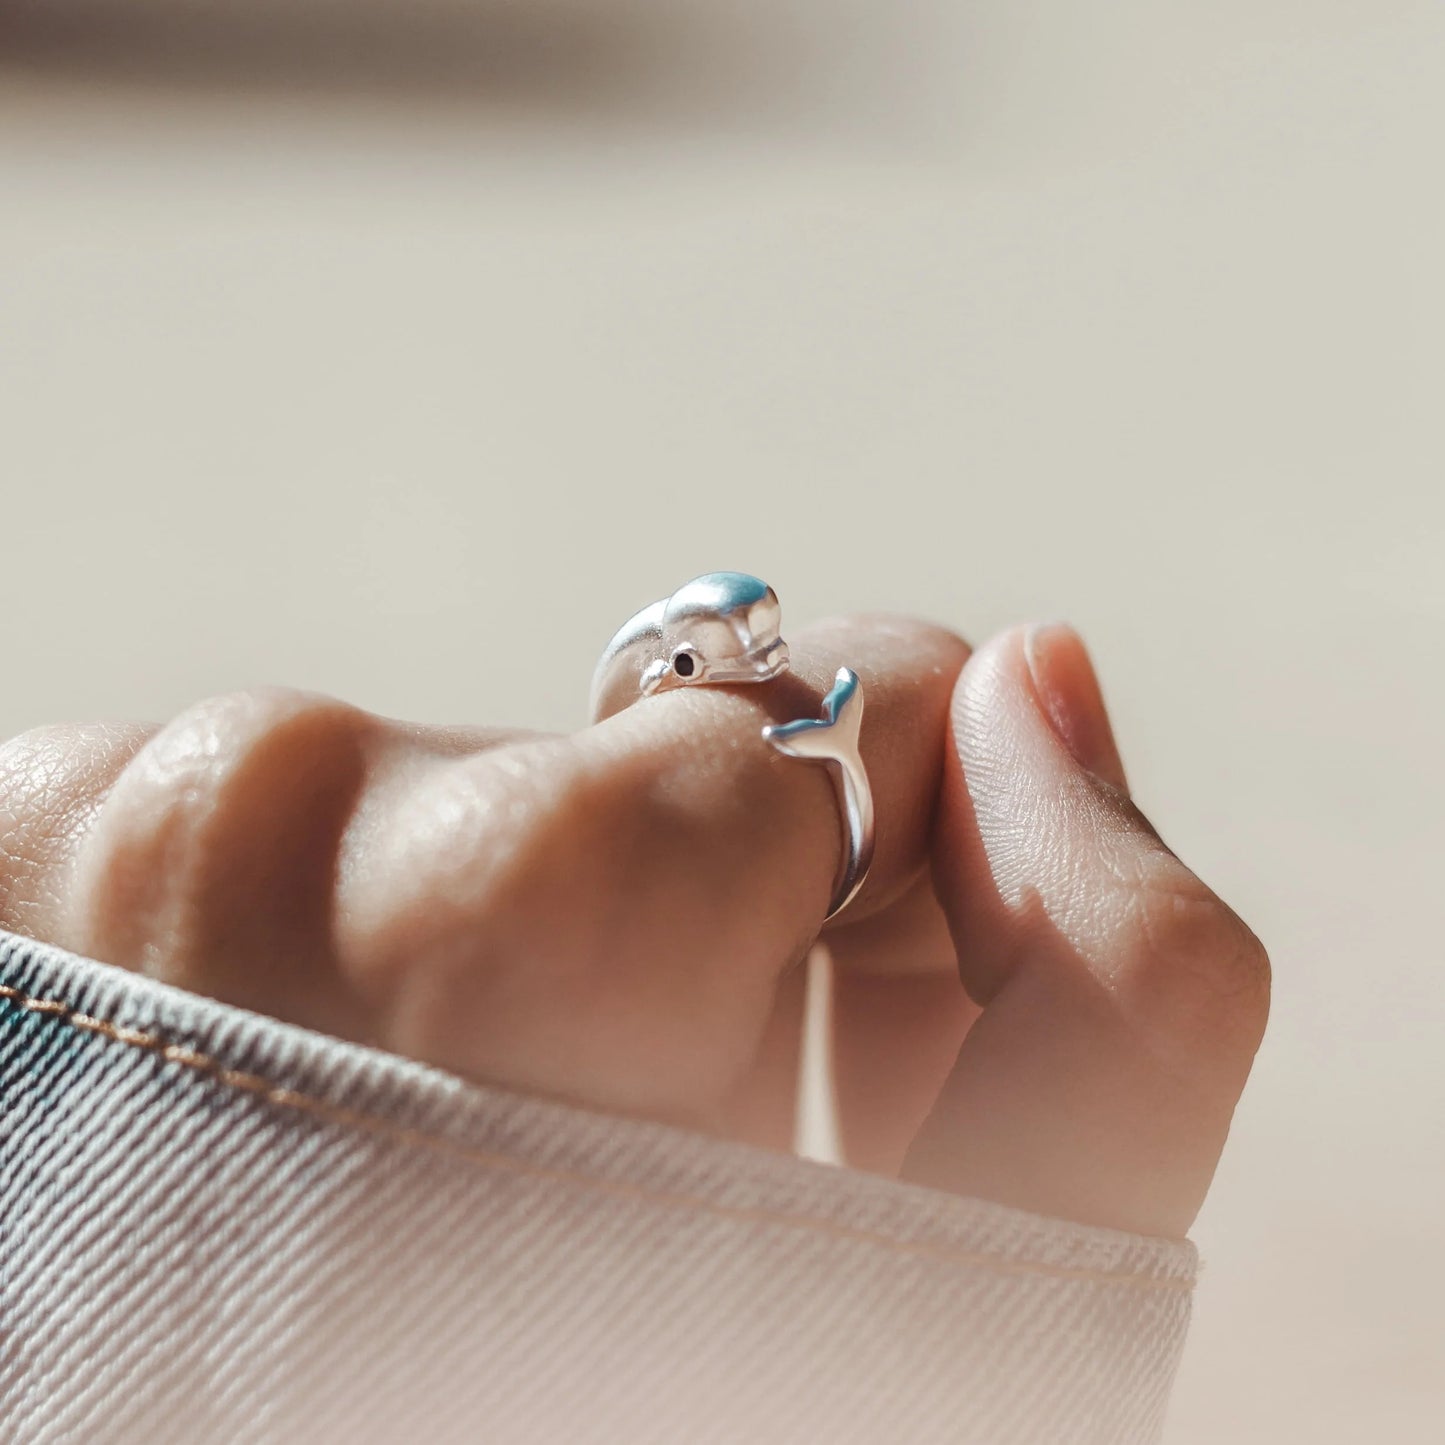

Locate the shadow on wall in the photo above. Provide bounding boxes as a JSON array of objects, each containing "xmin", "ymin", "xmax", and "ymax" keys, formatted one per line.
[{"xmin": 0, "ymin": 0, "xmax": 970, "ymax": 130}]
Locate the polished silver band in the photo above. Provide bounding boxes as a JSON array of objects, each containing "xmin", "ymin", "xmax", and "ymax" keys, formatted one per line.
[{"xmin": 591, "ymin": 572, "xmax": 875, "ymax": 922}]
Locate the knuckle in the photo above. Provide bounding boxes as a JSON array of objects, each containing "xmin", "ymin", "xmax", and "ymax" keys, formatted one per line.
[
  {"xmin": 107, "ymin": 687, "xmax": 367, "ymax": 836},
  {"xmin": 0, "ymin": 724, "xmax": 82, "ymax": 820},
  {"xmin": 0, "ymin": 722, "xmax": 124, "ymax": 810},
  {"xmin": 72, "ymin": 689, "xmax": 371, "ymax": 966},
  {"xmin": 0, "ymin": 723, "xmax": 153, "ymax": 932},
  {"xmin": 807, "ymin": 613, "xmax": 972, "ymax": 663},
  {"xmin": 1122, "ymin": 850, "xmax": 1271, "ymax": 1057},
  {"xmin": 0, "ymin": 726, "xmax": 78, "ymax": 922},
  {"xmin": 890, "ymin": 616, "xmax": 974, "ymax": 658}
]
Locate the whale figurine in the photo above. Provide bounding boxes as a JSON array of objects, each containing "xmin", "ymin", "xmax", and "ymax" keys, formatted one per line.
[
  {"xmin": 591, "ymin": 571, "xmax": 791, "ymax": 720},
  {"xmin": 592, "ymin": 573, "xmax": 873, "ymax": 919}
]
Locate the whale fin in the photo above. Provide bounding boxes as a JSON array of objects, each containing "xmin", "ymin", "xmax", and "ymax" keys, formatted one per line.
[{"xmin": 763, "ymin": 667, "xmax": 863, "ymax": 761}]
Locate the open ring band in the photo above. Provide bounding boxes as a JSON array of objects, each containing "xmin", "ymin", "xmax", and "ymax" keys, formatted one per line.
[{"xmin": 590, "ymin": 572, "xmax": 875, "ymax": 922}]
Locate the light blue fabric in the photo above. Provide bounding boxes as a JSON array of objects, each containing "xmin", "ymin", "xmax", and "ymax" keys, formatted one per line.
[{"xmin": 1, "ymin": 929, "xmax": 1197, "ymax": 1444}]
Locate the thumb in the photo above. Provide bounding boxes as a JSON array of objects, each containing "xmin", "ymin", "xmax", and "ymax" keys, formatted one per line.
[{"xmin": 903, "ymin": 624, "xmax": 1269, "ymax": 1236}]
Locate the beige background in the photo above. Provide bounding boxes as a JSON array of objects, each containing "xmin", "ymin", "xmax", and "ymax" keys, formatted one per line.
[{"xmin": 2, "ymin": 1, "xmax": 1441, "ymax": 1438}]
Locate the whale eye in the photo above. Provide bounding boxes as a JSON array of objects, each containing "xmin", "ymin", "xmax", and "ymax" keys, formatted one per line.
[{"xmin": 672, "ymin": 651, "xmax": 696, "ymax": 678}]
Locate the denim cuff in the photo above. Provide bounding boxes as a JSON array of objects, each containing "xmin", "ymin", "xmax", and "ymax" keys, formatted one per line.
[{"xmin": 1, "ymin": 929, "xmax": 1196, "ymax": 1444}]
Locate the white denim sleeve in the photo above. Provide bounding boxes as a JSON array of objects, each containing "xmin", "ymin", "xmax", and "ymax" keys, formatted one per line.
[{"xmin": 0, "ymin": 929, "xmax": 1196, "ymax": 1445}]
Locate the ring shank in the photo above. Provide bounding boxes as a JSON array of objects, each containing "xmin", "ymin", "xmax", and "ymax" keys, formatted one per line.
[
  {"xmin": 596, "ymin": 577, "xmax": 876, "ymax": 925},
  {"xmin": 825, "ymin": 749, "xmax": 875, "ymax": 921}
]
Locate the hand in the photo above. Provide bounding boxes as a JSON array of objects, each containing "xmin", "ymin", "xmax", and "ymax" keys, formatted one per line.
[{"xmin": 0, "ymin": 617, "xmax": 1267, "ymax": 1237}]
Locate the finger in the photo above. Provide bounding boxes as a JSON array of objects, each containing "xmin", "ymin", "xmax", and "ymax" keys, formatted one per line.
[
  {"xmin": 334, "ymin": 616, "xmax": 970, "ymax": 1123},
  {"xmin": 68, "ymin": 691, "xmax": 380, "ymax": 1036},
  {"xmin": 0, "ymin": 722, "xmax": 159, "ymax": 943},
  {"xmin": 3, "ymin": 619, "xmax": 966, "ymax": 1133},
  {"xmin": 827, "ymin": 877, "xmax": 980, "ymax": 1174},
  {"xmin": 0, "ymin": 704, "xmax": 527, "ymax": 1034},
  {"xmin": 902, "ymin": 625, "xmax": 1270, "ymax": 1236},
  {"xmin": 721, "ymin": 959, "xmax": 809, "ymax": 1150}
]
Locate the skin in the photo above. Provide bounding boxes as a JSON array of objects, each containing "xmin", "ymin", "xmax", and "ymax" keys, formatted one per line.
[{"xmin": 0, "ymin": 616, "xmax": 1268, "ymax": 1237}]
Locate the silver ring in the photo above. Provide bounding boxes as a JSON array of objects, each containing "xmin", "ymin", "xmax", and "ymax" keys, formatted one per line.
[{"xmin": 591, "ymin": 572, "xmax": 875, "ymax": 922}]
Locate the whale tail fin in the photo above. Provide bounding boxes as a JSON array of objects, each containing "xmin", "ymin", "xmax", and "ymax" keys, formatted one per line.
[{"xmin": 763, "ymin": 667, "xmax": 863, "ymax": 760}]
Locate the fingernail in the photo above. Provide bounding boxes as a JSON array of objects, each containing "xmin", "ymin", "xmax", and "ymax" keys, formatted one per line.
[{"xmin": 1024, "ymin": 624, "xmax": 1129, "ymax": 793}]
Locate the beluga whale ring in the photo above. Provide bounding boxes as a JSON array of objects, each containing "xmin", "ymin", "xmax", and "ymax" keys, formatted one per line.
[{"xmin": 591, "ymin": 572, "xmax": 875, "ymax": 922}]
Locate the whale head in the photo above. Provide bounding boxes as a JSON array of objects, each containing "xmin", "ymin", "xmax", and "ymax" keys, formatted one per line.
[{"xmin": 591, "ymin": 571, "xmax": 791, "ymax": 718}]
